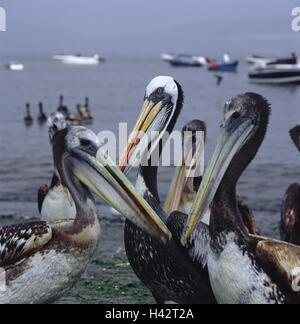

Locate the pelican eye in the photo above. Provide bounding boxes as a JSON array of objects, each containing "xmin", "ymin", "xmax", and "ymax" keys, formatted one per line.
[{"xmin": 156, "ymin": 87, "xmax": 164, "ymax": 94}]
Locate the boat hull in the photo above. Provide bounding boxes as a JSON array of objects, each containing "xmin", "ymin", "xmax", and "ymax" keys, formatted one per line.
[
  {"xmin": 249, "ymin": 66, "xmax": 300, "ymax": 84},
  {"xmin": 208, "ymin": 61, "xmax": 239, "ymax": 72}
]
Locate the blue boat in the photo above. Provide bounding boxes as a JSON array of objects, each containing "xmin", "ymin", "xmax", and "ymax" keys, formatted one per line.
[
  {"xmin": 208, "ymin": 61, "xmax": 239, "ymax": 72},
  {"xmin": 168, "ymin": 55, "xmax": 203, "ymax": 67}
]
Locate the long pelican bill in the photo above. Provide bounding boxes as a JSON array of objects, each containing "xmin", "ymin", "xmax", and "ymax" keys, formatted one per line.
[
  {"xmin": 164, "ymin": 130, "xmax": 205, "ymax": 215},
  {"xmin": 69, "ymin": 147, "xmax": 172, "ymax": 243},
  {"xmin": 181, "ymin": 116, "xmax": 255, "ymax": 246},
  {"xmin": 163, "ymin": 163, "xmax": 186, "ymax": 214},
  {"xmin": 119, "ymin": 98, "xmax": 165, "ymax": 174}
]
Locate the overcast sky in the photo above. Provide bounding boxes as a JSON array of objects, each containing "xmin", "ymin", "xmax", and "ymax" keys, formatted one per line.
[{"xmin": 0, "ymin": 0, "xmax": 299, "ymax": 54}]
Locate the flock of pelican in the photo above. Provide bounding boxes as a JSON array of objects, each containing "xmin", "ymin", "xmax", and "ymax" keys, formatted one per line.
[
  {"xmin": 2, "ymin": 75, "xmax": 300, "ymax": 304},
  {"xmin": 24, "ymin": 96, "xmax": 93, "ymax": 126}
]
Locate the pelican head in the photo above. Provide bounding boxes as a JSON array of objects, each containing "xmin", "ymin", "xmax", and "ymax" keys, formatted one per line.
[
  {"xmin": 119, "ymin": 76, "xmax": 184, "ymax": 174},
  {"xmin": 52, "ymin": 126, "xmax": 172, "ymax": 242},
  {"xmin": 47, "ymin": 112, "xmax": 68, "ymax": 143},
  {"xmin": 181, "ymin": 93, "xmax": 270, "ymax": 245}
]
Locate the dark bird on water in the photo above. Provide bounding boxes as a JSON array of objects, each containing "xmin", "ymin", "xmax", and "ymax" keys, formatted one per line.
[
  {"xmin": 37, "ymin": 102, "xmax": 47, "ymax": 123},
  {"xmin": 182, "ymin": 93, "xmax": 300, "ymax": 304},
  {"xmin": 24, "ymin": 103, "xmax": 33, "ymax": 125},
  {"xmin": 281, "ymin": 125, "xmax": 300, "ymax": 245}
]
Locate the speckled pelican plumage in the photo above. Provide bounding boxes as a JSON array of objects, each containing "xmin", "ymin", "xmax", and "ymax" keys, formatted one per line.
[
  {"xmin": 281, "ymin": 125, "xmax": 300, "ymax": 245},
  {"xmin": 119, "ymin": 77, "xmax": 216, "ymax": 304},
  {"xmin": 38, "ymin": 112, "xmax": 76, "ymax": 222},
  {"xmin": 0, "ymin": 126, "xmax": 171, "ymax": 304},
  {"xmin": 182, "ymin": 93, "xmax": 300, "ymax": 304}
]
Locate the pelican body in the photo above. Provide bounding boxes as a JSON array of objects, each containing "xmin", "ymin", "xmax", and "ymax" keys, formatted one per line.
[
  {"xmin": 182, "ymin": 93, "xmax": 300, "ymax": 304},
  {"xmin": 0, "ymin": 126, "xmax": 171, "ymax": 304},
  {"xmin": 281, "ymin": 125, "xmax": 300, "ymax": 245},
  {"xmin": 38, "ymin": 112, "xmax": 76, "ymax": 222},
  {"xmin": 120, "ymin": 76, "xmax": 216, "ymax": 304}
]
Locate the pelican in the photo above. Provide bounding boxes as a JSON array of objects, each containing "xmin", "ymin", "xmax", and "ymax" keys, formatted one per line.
[
  {"xmin": 37, "ymin": 102, "xmax": 47, "ymax": 123},
  {"xmin": 77, "ymin": 97, "xmax": 93, "ymax": 122},
  {"xmin": 164, "ymin": 120, "xmax": 258, "ymax": 235},
  {"xmin": 57, "ymin": 95, "xmax": 69, "ymax": 118},
  {"xmin": 119, "ymin": 76, "xmax": 217, "ymax": 304},
  {"xmin": 24, "ymin": 103, "xmax": 33, "ymax": 125},
  {"xmin": 182, "ymin": 93, "xmax": 300, "ymax": 304},
  {"xmin": 38, "ymin": 112, "xmax": 76, "ymax": 221},
  {"xmin": 281, "ymin": 125, "xmax": 300, "ymax": 245},
  {"xmin": 68, "ymin": 106, "xmax": 83, "ymax": 126},
  {"xmin": 0, "ymin": 126, "xmax": 170, "ymax": 304},
  {"xmin": 164, "ymin": 120, "xmax": 207, "ymax": 215}
]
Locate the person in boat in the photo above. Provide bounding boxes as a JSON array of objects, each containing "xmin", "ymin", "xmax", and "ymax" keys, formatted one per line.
[{"xmin": 223, "ymin": 53, "xmax": 230, "ymax": 63}]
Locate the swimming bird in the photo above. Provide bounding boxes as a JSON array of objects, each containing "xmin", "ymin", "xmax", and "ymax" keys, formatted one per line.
[
  {"xmin": 68, "ymin": 106, "xmax": 83, "ymax": 125},
  {"xmin": 57, "ymin": 95, "xmax": 69, "ymax": 118},
  {"xmin": 281, "ymin": 125, "xmax": 300, "ymax": 245},
  {"xmin": 37, "ymin": 102, "xmax": 47, "ymax": 124},
  {"xmin": 38, "ymin": 112, "xmax": 76, "ymax": 221},
  {"xmin": 119, "ymin": 76, "xmax": 217, "ymax": 304},
  {"xmin": 182, "ymin": 93, "xmax": 300, "ymax": 304},
  {"xmin": 24, "ymin": 103, "xmax": 33, "ymax": 125},
  {"xmin": 0, "ymin": 126, "xmax": 170, "ymax": 304},
  {"xmin": 77, "ymin": 97, "xmax": 93, "ymax": 122}
]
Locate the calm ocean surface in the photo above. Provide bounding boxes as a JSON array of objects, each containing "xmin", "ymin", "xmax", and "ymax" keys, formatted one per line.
[{"xmin": 0, "ymin": 53, "xmax": 300, "ymax": 238}]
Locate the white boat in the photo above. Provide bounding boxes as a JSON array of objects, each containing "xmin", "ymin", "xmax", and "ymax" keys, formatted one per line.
[
  {"xmin": 53, "ymin": 54, "xmax": 74, "ymax": 61},
  {"xmin": 245, "ymin": 55, "xmax": 278, "ymax": 65},
  {"xmin": 161, "ymin": 53, "xmax": 210, "ymax": 65},
  {"xmin": 249, "ymin": 63, "xmax": 300, "ymax": 84},
  {"xmin": 6, "ymin": 61, "xmax": 24, "ymax": 71},
  {"xmin": 60, "ymin": 54, "xmax": 101, "ymax": 65}
]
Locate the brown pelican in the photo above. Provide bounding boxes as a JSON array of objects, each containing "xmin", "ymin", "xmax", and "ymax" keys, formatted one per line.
[
  {"xmin": 24, "ymin": 103, "xmax": 33, "ymax": 125},
  {"xmin": 38, "ymin": 112, "xmax": 76, "ymax": 221},
  {"xmin": 37, "ymin": 102, "xmax": 47, "ymax": 123},
  {"xmin": 0, "ymin": 126, "xmax": 170, "ymax": 304},
  {"xmin": 57, "ymin": 95, "xmax": 69, "ymax": 118},
  {"xmin": 164, "ymin": 121, "xmax": 258, "ymax": 233},
  {"xmin": 164, "ymin": 120, "xmax": 207, "ymax": 215},
  {"xmin": 77, "ymin": 97, "xmax": 93, "ymax": 122},
  {"xmin": 119, "ymin": 76, "xmax": 217, "ymax": 304},
  {"xmin": 281, "ymin": 125, "xmax": 300, "ymax": 245},
  {"xmin": 182, "ymin": 93, "xmax": 300, "ymax": 304}
]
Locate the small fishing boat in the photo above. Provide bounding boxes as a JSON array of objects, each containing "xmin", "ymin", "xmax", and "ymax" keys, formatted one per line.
[
  {"xmin": 245, "ymin": 55, "xmax": 278, "ymax": 65},
  {"xmin": 162, "ymin": 53, "xmax": 209, "ymax": 66},
  {"xmin": 246, "ymin": 54, "xmax": 297, "ymax": 66},
  {"xmin": 208, "ymin": 61, "xmax": 239, "ymax": 72},
  {"xmin": 249, "ymin": 63, "xmax": 300, "ymax": 84},
  {"xmin": 55, "ymin": 54, "xmax": 104, "ymax": 65},
  {"xmin": 6, "ymin": 61, "xmax": 24, "ymax": 71}
]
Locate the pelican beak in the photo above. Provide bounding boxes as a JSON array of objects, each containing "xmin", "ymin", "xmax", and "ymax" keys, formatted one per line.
[
  {"xmin": 70, "ymin": 146, "xmax": 172, "ymax": 243},
  {"xmin": 181, "ymin": 116, "xmax": 255, "ymax": 245},
  {"xmin": 119, "ymin": 97, "xmax": 171, "ymax": 175},
  {"xmin": 164, "ymin": 130, "xmax": 205, "ymax": 214}
]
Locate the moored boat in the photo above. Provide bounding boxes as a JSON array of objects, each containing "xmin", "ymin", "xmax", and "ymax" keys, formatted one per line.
[
  {"xmin": 54, "ymin": 54, "xmax": 105, "ymax": 65},
  {"xmin": 6, "ymin": 61, "xmax": 24, "ymax": 71},
  {"xmin": 249, "ymin": 63, "xmax": 300, "ymax": 84},
  {"xmin": 162, "ymin": 53, "xmax": 209, "ymax": 66},
  {"xmin": 208, "ymin": 60, "xmax": 238, "ymax": 72}
]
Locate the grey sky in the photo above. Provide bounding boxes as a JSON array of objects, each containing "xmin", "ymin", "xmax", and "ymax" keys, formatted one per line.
[{"xmin": 0, "ymin": 0, "xmax": 299, "ymax": 54}]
